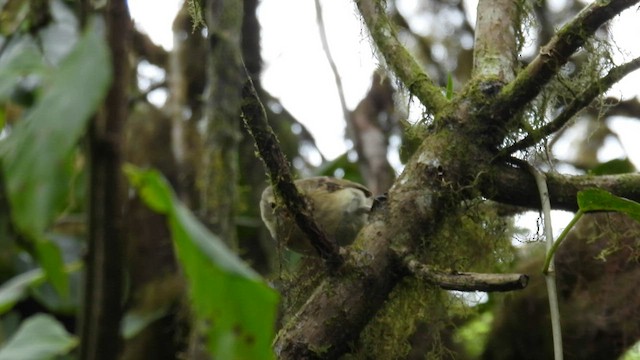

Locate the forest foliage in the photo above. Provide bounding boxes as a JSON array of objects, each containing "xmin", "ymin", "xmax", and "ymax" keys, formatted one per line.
[{"xmin": 0, "ymin": 0, "xmax": 640, "ymax": 359}]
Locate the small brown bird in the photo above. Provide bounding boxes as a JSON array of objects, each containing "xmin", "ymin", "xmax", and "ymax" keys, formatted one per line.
[{"xmin": 260, "ymin": 177, "xmax": 373, "ymax": 255}]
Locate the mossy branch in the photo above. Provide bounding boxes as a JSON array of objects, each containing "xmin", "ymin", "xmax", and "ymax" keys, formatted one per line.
[
  {"xmin": 492, "ymin": 0, "xmax": 640, "ymax": 121},
  {"xmin": 479, "ymin": 163, "xmax": 640, "ymax": 211},
  {"xmin": 240, "ymin": 72, "xmax": 343, "ymax": 266},
  {"xmin": 396, "ymin": 248, "xmax": 528, "ymax": 292},
  {"xmin": 355, "ymin": 0, "xmax": 447, "ymax": 113},
  {"xmin": 504, "ymin": 56, "xmax": 640, "ymax": 154},
  {"xmin": 472, "ymin": 0, "xmax": 518, "ymax": 82}
]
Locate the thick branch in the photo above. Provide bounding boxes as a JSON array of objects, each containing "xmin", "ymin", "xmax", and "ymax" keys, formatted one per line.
[
  {"xmin": 480, "ymin": 163, "xmax": 640, "ymax": 211},
  {"xmin": 272, "ymin": 1, "xmax": 640, "ymax": 357},
  {"xmin": 131, "ymin": 29, "xmax": 168, "ymax": 68},
  {"xmin": 241, "ymin": 75, "xmax": 343, "ymax": 266},
  {"xmin": 355, "ymin": 0, "xmax": 447, "ymax": 113},
  {"xmin": 492, "ymin": 0, "xmax": 640, "ymax": 120},
  {"xmin": 274, "ymin": 120, "xmax": 472, "ymax": 359},
  {"xmin": 505, "ymin": 56, "xmax": 640, "ymax": 154},
  {"xmin": 472, "ymin": 0, "xmax": 518, "ymax": 82}
]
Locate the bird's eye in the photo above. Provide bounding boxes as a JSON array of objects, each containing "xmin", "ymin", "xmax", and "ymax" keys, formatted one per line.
[{"xmin": 270, "ymin": 202, "xmax": 276, "ymax": 209}]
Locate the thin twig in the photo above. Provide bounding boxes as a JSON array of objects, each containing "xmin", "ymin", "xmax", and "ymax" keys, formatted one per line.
[
  {"xmin": 314, "ymin": 0, "xmax": 350, "ymax": 122},
  {"xmin": 397, "ymin": 248, "xmax": 529, "ymax": 292},
  {"xmin": 542, "ymin": 210, "xmax": 584, "ymax": 274},
  {"xmin": 491, "ymin": 0, "xmax": 640, "ymax": 122},
  {"xmin": 504, "ymin": 56, "xmax": 640, "ymax": 154},
  {"xmin": 528, "ymin": 163, "xmax": 563, "ymax": 360}
]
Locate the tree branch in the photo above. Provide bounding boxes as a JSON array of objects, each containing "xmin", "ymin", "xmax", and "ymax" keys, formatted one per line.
[
  {"xmin": 131, "ymin": 29, "xmax": 168, "ymax": 68},
  {"xmin": 270, "ymin": 1, "xmax": 640, "ymax": 357},
  {"xmin": 479, "ymin": 162, "xmax": 640, "ymax": 211},
  {"xmin": 492, "ymin": 0, "xmax": 640, "ymax": 121},
  {"xmin": 396, "ymin": 248, "xmax": 528, "ymax": 292},
  {"xmin": 241, "ymin": 73, "xmax": 343, "ymax": 266},
  {"xmin": 315, "ymin": 0, "xmax": 350, "ymax": 123},
  {"xmin": 472, "ymin": 0, "xmax": 518, "ymax": 82},
  {"xmin": 355, "ymin": 0, "xmax": 447, "ymax": 113},
  {"xmin": 504, "ymin": 56, "xmax": 640, "ymax": 154}
]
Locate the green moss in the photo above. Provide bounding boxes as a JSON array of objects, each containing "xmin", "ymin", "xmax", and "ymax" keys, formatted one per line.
[
  {"xmin": 343, "ymin": 199, "xmax": 514, "ymax": 359},
  {"xmin": 413, "ymin": 200, "xmax": 515, "ymax": 274},
  {"xmin": 186, "ymin": 0, "xmax": 205, "ymax": 31},
  {"xmin": 349, "ymin": 278, "xmax": 448, "ymax": 359}
]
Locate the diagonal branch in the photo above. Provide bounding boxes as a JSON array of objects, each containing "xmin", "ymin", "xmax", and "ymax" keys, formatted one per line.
[
  {"xmin": 355, "ymin": 0, "xmax": 447, "ymax": 113},
  {"xmin": 504, "ymin": 56, "xmax": 640, "ymax": 154},
  {"xmin": 240, "ymin": 72, "xmax": 343, "ymax": 266},
  {"xmin": 492, "ymin": 0, "xmax": 640, "ymax": 121}
]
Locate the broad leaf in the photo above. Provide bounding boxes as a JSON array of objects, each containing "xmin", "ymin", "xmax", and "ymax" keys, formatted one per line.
[
  {"xmin": 0, "ymin": 21, "xmax": 111, "ymax": 237},
  {"xmin": 0, "ymin": 314, "xmax": 78, "ymax": 359},
  {"xmin": 124, "ymin": 165, "xmax": 279, "ymax": 360},
  {"xmin": 0, "ymin": 262, "xmax": 82, "ymax": 316},
  {"xmin": 0, "ymin": 269, "xmax": 45, "ymax": 315},
  {"xmin": 0, "ymin": 21, "xmax": 111, "ymax": 297},
  {"xmin": 577, "ymin": 188, "xmax": 640, "ymax": 222},
  {"xmin": 34, "ymin": 239, "xmax": 68, "ymax": 298}
]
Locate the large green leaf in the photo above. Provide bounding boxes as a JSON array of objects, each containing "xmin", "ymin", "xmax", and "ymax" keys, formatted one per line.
[
  {"xmin": 0, "ymin": 314, "xmax": 78, "ymax": 359},
  {"xmin": 0, "ymin": 21, "xmax": 111, "ymax": 238},
  {"xmin": 577, "ymin": 188, "xmax": 640, "ymax": 222},
  {"xmin": 0, "ymin": 21, "xmax": 111, "ymax": 297},
  {"xmin": 124, "ymin": 165, "xmax": 279, "ymax": 360}
]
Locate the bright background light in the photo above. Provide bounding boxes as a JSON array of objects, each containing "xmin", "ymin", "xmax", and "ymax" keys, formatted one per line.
[{"xmin": 128, "ymin": 0, "xmax": 640, "ymax": 239}]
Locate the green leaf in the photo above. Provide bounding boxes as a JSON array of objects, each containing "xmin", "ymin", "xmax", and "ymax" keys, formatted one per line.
[
  {"xmin": 34, "ymin": 239, "xmax": 69, "ymax": 298},
  {"xmin": 125, "ymin": 165, "xmax": 279, "ymax": 360},
  {"xmin": 122, "ymin": 164, "xmax": 173, "ymax": 213},
  {"xmin": 577, "ymin": 188, "xmax": 640, "ymax": 222},
  {"xmin": 0, "ymin": 314, "xmax": 78, "ymax": 360},
  {"xmin": 0, "ymin": 262, "xmax": 82, "ymax": 316},
  {"xmin": 446, "ymin": 73, "xmax": 454, "ymax": 99},
  {"xmin": 589, "ymin": 158, "xmax": 636, "ymax": 175},
  {"xmin": 0, "ymin": 269, "xmax": 46, "ymax": 315},
  {"xmin": 0, "ymin": 21, "xmax": 112, "ymax": 238},
  {"xmin": 121, "ymin": 306, "xmax": 170, "ymax": 339}
]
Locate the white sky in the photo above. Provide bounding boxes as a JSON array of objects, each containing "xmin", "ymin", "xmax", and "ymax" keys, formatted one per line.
[{"xmin": 128, "ymin": 0, "xmax": 640, "ymax": 237}]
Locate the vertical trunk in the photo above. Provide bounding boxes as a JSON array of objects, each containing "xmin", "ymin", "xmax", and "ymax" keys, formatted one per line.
[
  {"xmin": 200, "ymin": 0, "xmax": 244, "ymax": 247},
  {"xmin": 80, "ymin": 1, "xmax": 130, "ymax": 358}
]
